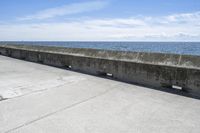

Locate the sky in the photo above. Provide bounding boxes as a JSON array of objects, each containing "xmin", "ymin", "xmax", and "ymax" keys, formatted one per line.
[{"xmin": 0, "ymin": 0, "xmax": 200, "ymax": 41}]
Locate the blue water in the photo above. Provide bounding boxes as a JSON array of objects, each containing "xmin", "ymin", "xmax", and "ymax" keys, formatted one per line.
[{"xmin": 1, "ymin": 41, "xmax": 200, "ymax": 56}]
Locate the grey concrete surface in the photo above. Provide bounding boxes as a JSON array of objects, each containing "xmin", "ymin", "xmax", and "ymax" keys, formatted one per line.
[{"xmin": 0, "ymin": 55, "xmax": 200, "ymax": 133}]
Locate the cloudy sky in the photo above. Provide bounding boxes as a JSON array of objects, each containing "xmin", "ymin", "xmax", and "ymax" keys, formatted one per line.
[{"xmin": 0, "ymin": 0, "xmax": 200, "ymax": 41}]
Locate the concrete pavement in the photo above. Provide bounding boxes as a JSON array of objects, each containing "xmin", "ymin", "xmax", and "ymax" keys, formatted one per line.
[{"xmin": 0, "ymin": 55, "xmax": 200, "ymax": 133}]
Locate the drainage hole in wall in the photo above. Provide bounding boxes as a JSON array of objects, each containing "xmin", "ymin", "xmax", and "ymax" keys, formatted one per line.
[
  {"xmin": 172, "ymin": 85, "xmax": 182, "ymax": 90},
  {"xmin": 98, "ymin": 72, "xmax": 113, "ymax": 78},
  {"xmin": 106, "ymin": 73, "xmax": 113, "ymax": 77},
  {"xmin": 65, "ymin": 65, "xmax": 72, "ymax": 69}
]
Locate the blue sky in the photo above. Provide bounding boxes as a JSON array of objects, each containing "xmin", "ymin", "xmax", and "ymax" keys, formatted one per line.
[{"xmin": 0, "ymin": 0, "xmax": 200, "ymax": 41}]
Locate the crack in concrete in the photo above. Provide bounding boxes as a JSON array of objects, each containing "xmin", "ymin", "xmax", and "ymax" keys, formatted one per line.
[
  {"xmin": 0, "ymin": 78, "xmax": 82, "ymax": 103},
  {"xmin": 0, "ymin": 95, "xmax": 8, "ymax": 101},
  {"xmin": 4, "ymin": 87, "xmax": 115, "ymax": 133}
]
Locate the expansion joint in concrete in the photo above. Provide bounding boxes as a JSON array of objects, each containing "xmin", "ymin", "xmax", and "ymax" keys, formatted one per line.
[{"xmin": 4, "ymin": 87, "xmax": 114, "ymax": 133}]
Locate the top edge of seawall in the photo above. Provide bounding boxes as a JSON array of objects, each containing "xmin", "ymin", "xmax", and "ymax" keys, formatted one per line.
[
  {"xmin": 1, "ymin": 44, "xmax": 200, "ymax": 57},
  {"xmin": 1, "ymin": 44, "xmax": 200, "ymax": 70}
]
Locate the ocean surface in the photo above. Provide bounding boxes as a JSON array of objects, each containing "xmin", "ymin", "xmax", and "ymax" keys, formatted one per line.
[{"xmin": 0, "ymin": 41, "xmax": 200, "ymax": 56}]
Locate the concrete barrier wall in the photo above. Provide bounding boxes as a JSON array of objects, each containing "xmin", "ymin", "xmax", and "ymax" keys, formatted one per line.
[{"xmin": 0, "ymin": 44, "xmax": 200, "ymax": 97}]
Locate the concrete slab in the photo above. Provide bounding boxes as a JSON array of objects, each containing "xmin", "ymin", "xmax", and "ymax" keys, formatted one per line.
[{"xmin": 0, "ymin": 55, "xmax": 200, "ymax": 133}]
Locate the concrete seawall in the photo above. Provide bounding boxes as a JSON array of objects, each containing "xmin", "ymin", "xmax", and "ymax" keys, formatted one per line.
[{"xmin": 0, "ymin": 44, "xmax": 200, "ymax": 97}]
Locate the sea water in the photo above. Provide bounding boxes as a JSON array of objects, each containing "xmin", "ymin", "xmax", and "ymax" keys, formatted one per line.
[{"xmin": 0, "ymin": 41, "xmax": 200, "ymax": 56}]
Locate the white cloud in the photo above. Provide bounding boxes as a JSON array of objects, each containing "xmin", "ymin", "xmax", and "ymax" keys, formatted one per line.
[
  {"xmin": 18, "ymin": 1, "xmax": 108, "ymax": 20},
  {"xmin": 1, "ymin": 11, "xmax": 200, "ymax": 41},
  {"xmin": 165, "ymin": 11, "xmax": 200, "ymax": 23}
]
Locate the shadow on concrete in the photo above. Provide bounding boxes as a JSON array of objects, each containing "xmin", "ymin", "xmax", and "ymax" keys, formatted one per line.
[{"xmin": 59, "ymin": 66, "xmax": 200, "ymax": 100}]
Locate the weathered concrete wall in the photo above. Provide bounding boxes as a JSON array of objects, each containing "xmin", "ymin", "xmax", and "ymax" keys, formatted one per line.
[{"xmin": 0, "ymin": 44, "xmax": 200, "ymax": 97}]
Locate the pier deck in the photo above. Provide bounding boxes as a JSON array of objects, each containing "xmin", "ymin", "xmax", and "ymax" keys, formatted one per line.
[{"xmin": 0, "ymin": 55, "xmax": 200, "ymax": 133}]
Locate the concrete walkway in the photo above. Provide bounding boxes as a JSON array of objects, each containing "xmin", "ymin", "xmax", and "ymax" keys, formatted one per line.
[{"xmin": 0, "ymin": 55, "xmax": 200, "ymax": 133}]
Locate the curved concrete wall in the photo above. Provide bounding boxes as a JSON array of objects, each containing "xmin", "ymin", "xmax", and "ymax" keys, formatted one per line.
[{"xmin": 0, "ymin": 44, "xmax": 200, "ymax": 97}]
